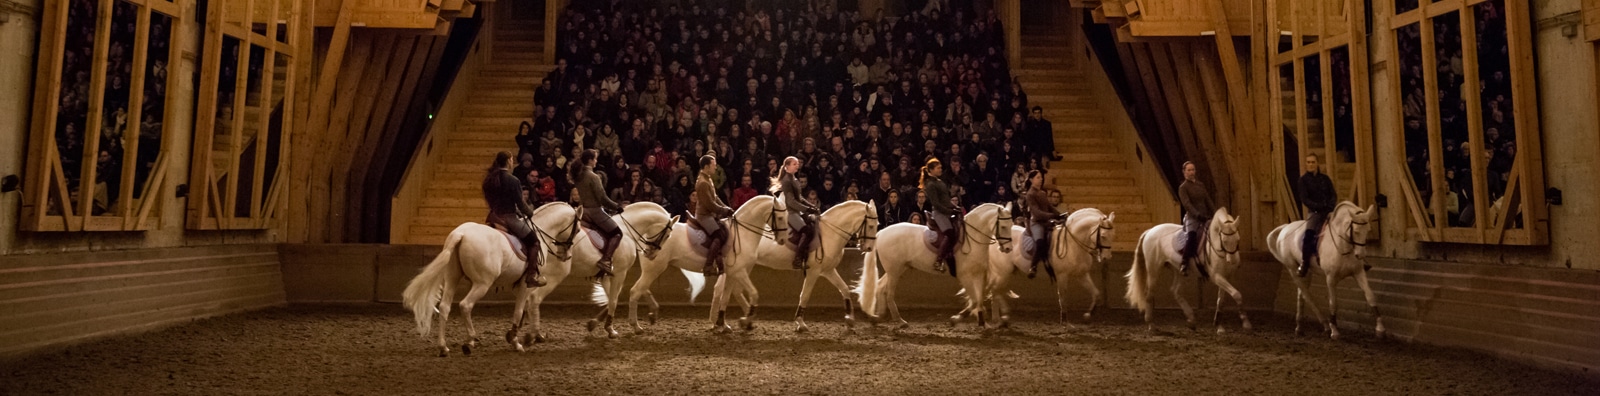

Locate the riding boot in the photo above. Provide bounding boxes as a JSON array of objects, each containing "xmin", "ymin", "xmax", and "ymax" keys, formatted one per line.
[
  {"xmin": 1300, "ymin": 232, "xmax": 1319, "ymax": 278},
  {"xmin": 596, "ymin": 230, "xmax": 622, "ymax": 277},
  {"xmin": 791, "ymin": 226, "xmax": 814, "ymax": 270},
  {"xmin": 519, "ymin": 235, "xmax": 547, "ymax": 287},
  {"xmin": 939, "ymin": 229, "xmax": 959, "ymax": 277},
  {"xmin": 703, "ymin": 229, "xmax": 727, "ymax": 276},
  {"xmin": 1028, "ymin": 237, "xmax": 1049, "ymax": 279}
]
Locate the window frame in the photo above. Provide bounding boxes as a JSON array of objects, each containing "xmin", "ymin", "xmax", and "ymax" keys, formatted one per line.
[{"xmin": 1387, "ymin": 0, "xmax": 1546, "ymax": 245}]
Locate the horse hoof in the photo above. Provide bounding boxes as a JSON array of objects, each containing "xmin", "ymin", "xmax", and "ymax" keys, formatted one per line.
[
  {"xmin": 437, "ymin": 346, "xmax": 449, "ymax": 357},
  {"xmin": 505, "ymin": 329, "xmax": 519, "ymax": 345},
  {"xmin": 741, "ymin": 319, "xmax": 756, "ymax": 332},
  {"xmin": 795, "ymin": 324, "xmax": 809, "ymax": 333},
  {"xmin": 586, "ymin": 320, "xmax": 598, "ymax": 332},
  {"xmin": 533, "ymin": 333, "xmax": 547, "ymax": 343},
  {"xmin": 1082, "ymin": 312, "xmax": 1093, "ymax": 322},
  {"xmin": 948, "ymin": 316, "xmax": 961, "ymax": 327},
  {"xmin": 607, "ymin": 329, "xmax": 619, "ymax": 339},
  {"xmin": 460, "ymin": 343, "xmax": 472, "ymax": 356},
  {"xmin": 1243, "ymin": 322, "xmax": 1255, "ymax": 332},
  {"xmin": 633, "ymin": 326, "xmax": 646, "ymax": 335},
  {"xmin": 1294, "ymin": 327, "xmax": 1304, "ymax": 336},
  {"xmin": 1216, "ymin": 327, "xmax": 1226, "ymax": 334},
  {"xmin": 1330, "ymin": 332, "xmax": 1342, "ymax": 341},
  {"xmin": 648, "ymin": 313, "xmax": 658, "ymax": 325},
  {"xmin": 898, "ymin": 322, "xmax": 911, "ymax": 330}
]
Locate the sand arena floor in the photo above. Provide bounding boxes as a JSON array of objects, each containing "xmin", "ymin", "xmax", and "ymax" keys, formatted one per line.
[{"xmin": 2, "ymin": 304, "xmax": 1595, "ymax": 395}]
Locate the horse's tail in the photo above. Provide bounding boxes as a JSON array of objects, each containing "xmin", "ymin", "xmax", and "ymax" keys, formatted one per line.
[
  {"xmin": 854, "ymin": 249, "xmax": 881, "ymax": 316},
  {"xmin": 1125, "ymin": 229, "xmax": 1152, "ymax": 314},
  {"xmin": 683, "ymin": 268, "xmax": 706, "ymax": 303},
  {"xmin": 402, "ymin": 230, "xmax": 465, "ymax": 337},
  {"xmin": 590, "ymin": 283, "xmax": 609, "ymax": 307}
]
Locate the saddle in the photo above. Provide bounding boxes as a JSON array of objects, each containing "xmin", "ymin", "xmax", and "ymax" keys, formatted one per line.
[{"xmin": 497, "ymin": 229, "xmax": 528, "ymax": 262}]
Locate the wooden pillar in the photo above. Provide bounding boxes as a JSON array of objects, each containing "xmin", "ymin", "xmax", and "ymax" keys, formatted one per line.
[
  {"xmin": 543, "ymin": 0, "xmax": 565, "ymax": 65},
  {"xmin": 998, "ymin": 0, "xmax": 1021, "ymax": 67}
]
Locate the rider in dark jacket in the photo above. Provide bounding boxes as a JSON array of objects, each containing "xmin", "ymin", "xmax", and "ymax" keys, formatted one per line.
[
  {"xmin": 1298, "ymin": 154, "xmax": 1337, "ymax": 277},
  {"xmin": 772, "ymin": 156, "xmax": 820, "ymax": 269},
  {"xmin": 484, "ymin": 152, "xmax": 545, "ymax": 287}
]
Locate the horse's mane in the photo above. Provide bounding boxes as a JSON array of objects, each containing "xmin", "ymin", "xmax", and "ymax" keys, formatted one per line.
[
  {"xmin": 821, "ymin": 200, "xmax": 865, "ymax": 216},
  {"xmin": 1334, "ymin": 201, "xmax": 1361, "ymax": 214},
  {"xmin": 532, "ymin": 202, "xmax": 572, "ymax": 216},
  {"xmin": 624, "ymin": 201, "xmax": 664, "ymax": 213}
]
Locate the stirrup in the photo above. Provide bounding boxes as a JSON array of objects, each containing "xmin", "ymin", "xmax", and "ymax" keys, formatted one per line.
[{"xmin": 523, "ymin": 273, "xmax": 547, "ymax": 287}]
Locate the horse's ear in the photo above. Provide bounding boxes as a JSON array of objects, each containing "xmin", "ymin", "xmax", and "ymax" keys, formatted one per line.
[
  {"xmin": 1004, "ymin": 202, "xmax": 1013, "ymax": 211},
  {"xmin": 1365, "ymin": 204, "xmax": 1377, "ymax": 217},
  {"xmin": 1106, "ymin": 212, "xmax": 1116, "ymax": 222},
  {"xmin": 671, "ymin": 215, "xmax": 682, "ymax": 224}
]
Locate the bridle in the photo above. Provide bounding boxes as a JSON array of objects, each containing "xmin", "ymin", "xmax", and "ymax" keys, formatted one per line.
[
  {"xmin": 619, "ymin": 210, "xmax": 675, "ymax": 256},
  {"xmin": 730, "ymin": 197, "xmax": 788, "ymax": 255},
  {"xmin": 1334, "ymin": 210, "xmax": 1369, "ymax": 256},
  {"xmin": 1207, "ymin": 220, "xmax": 1240, "ymax": 257},
  {"xmin": 961, "ymin": 205, "xmax": 1013, "ymax": 253},
  {"xmin": 815, "ymin": 204, "xmax": 880, "ymax": 265},
  {"xmin": 1063, "ymin": 214, "xmax": 1114, "ymax": 261},
  {"xmin": 530, "ymin": 210, "xmax": 580, "ymax": 261}
]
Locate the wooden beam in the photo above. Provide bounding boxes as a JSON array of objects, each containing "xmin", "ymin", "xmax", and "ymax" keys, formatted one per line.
[
  {"xmin": 1420, "ymin": 12, "xmax": 1447, "ymax": 236},
  {"xmin": 1461, "ymin": 8, "xmax": 1489, "ymax": 238},
  {"xmin": 291, "ymin": 0, "xmax": 356, "ymax": 242},
  {"xmin": 1171, "ymin": 44, "xmax": 1232, "ymax": 208},
  {"xmin": 120, "ymin": 5, "xmax": 153, "ymax": 226},
  {"xmin": 1124, "ymin": 42, "xmax": 1185, "ymax": 177},
  {"xmin": 1348, "ymin": 0, "xmax": 1379, "ymax": 225},
  {"xmin": 345, "ymin": 36, "xmax": 420, "ymax": 241},
  {"xmin": 1193, "ymin": 43, "xmax": 1243, "ymax": 200},
  {"xmin": 543, "ymin": 0, "xmax": 562, "ymax": 64},
  {"xmin": 329, "ymin": 33, "xmax": 398, "ymax": 242},
  {"xmin": 1126, "ymin": 19, "xmax": 1253, "ymax": 37},
  {"xmin": 310, "ymin": 33, "xmax": 374, "ymax": 243},
  {"xmin": 76, "ymin": 0, "xmax": 116, "ymax": 230},
  {"xmin": 366, "ymin": 36, "xmax": 448, "ymax": 242},
  {"xmin": 1506, "ymin": 0, "xmax": 1548, "ymax": 243},
  {"xmin": 1145, "ymin": 43, "xmax": 1205, "ymax": 175}
]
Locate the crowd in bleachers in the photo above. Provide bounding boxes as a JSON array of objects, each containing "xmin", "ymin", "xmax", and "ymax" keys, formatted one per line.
[
  {"xmin": 513, "ymin": 0, "xmax": 1058, "ymax": 227},
  {"xmin": 1396, "ymin": 0, "xmax": 1516, "ymax": 227},
  {"xmin": 52, "ymin": 0, "xmax": 171, "ymax": 215}
]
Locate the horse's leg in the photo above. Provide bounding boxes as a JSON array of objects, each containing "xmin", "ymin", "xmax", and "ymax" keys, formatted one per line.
[
  {"xmin": 1325, "ymin": 274, "xmax": 1343, "ymax": 340},
  {"xmin": 508, "ymin": 283, "xmax": 529, "ymax": 347},
  {"xmin": 736, "ymin": 272, "xmax": 760, "ymax": 331},
  {"xmin": 603, "ymin": 264, "xmax": 629, "ymax": 338},
  {"xmin": 710, "ymin": 272, "xmax": 732, "ymax": 333},
  {"xmin": 883, "ymin": 275, "xmax": 908, "ymax": 329},
  {"xmin": 1286, "ymin": 269, "xmax": 1327, "ymax": 335},
  {"xmin": 1209, "ymin": 276, "xmax": 1252, "ymax": 333},
  {"xmin": 457, "ymin": 281, "xmax": 492, "ymax": 355},
  {"xmin": 1354, "ymin": 269, "xmax": 1384, "ymax": 339},
  {"xmin": 819, "ymin": 268, "xmax": 858, "ymax": 326},
  {"xmin": 435, "ymin": 281, "xmax": 456, "ymax": 357},
  {"xmin": 628, "ymin": 258, "xmax": 668, "ymax": 333},
  {"xmin": 529, "ymin": 287, "xmax": 550, "ymax": 343},
  {"xmin": 1169, "ymin": 273, "xmax": 1197, "ymax": 331},
  {"xmin": 795, "ymin": 270, "xmax": 821, "ymax": 333},
  {"xmin": 1076, "ymin": 271, "xmax": 1100, "ymax": 323}
]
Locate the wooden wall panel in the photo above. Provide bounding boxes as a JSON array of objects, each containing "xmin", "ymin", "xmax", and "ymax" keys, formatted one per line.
[
  {"xmin": 1270, "ymin": 257, "xmax": 1600, "ymax": 373},
  {"xmin": 0, "ymin": 245, "xmax": 285, "ymax": 358}
]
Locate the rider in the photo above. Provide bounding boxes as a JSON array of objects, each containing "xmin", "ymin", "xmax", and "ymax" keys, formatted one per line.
[
  {"xmin": 695, "ymin": 151, "xmax": 735, "ymax": 277},
  {"xmin": 772, "ymin": 156, "xmax": 819, "ymax": 270},
  {"xmin": 572, "ymin": 149, "xmax": 621, "ymax": 277},
  {"xmin": 1178, "ymin": 161, "xmax": 1214, "ymax": 278},
  {"xmin": 483, "ymin": 151, "xmax": 545, "ymax": 287},
  {"xmin": 1298, "ymin": 153, "xmax": 1337, "ymax": 277},
  {"xmin": 1024, "ymin": 170, "xmax": 1064, "ymax": 279},
  {"xmin": 921, "ymin": 158, "xmax": 959, "ymax": 276}
]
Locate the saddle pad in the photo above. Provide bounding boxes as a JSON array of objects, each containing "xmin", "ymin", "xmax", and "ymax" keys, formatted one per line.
[
  {"xmin": 498, "ymin": 229, "xmax": 527, "ymax": 261},
  {"xmin": 1018, "ymin": 234, "xmax": 1037, "ymax": 260},
  {"xmin": 685, "ymin": 226, "xmax": 708, "ymax": 256},
  {"xmin": 924, "ymin": 228, "xmax": 940, "ymax": 253},
  {"xmin": 582, "ymin": 228, "xmax": 606, "ymax": 251}
]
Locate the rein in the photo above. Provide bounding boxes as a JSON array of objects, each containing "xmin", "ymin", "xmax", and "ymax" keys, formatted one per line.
[
  {"xmin": 530, "ymin": 211, "xmax": 580, "ymax": 261},
  {"xmin": 960, "ymin": 206, "xmax": 1012, "ymax": 254},
  {"xmin": 1207, "ymin": 222, "xmax": 1240, "ymax": 257},
  {"xmin": 618, "ymin": 211, "xmax": 674, "ymax": 255},
  {"xmin": 728, "ymin": 200, "xmax": 787, "ymax": 256},
  {"xmin": 812, "ymin": 205, "xmax": 879, "ymax": 263}
]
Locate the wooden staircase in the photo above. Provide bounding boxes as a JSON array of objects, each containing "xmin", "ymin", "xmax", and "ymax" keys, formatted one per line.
[
  {"xmin": 403, "ymin": 14, "xmax": 554, "ymax": 245},
  {"xmin": 1018, "ymin": 15, "xmax": 1154, "ymax": 250},
  {"xmin": 1277, "ymin": 73, "xmax": 1358, "ymax": 202}
]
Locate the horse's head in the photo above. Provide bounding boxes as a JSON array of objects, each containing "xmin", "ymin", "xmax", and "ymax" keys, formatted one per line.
[
  {"xmin": 858, "ymin": 200, "xmax": 880, "ymax": 252},
  {"xmin": 994, "ymin": 202, "xmax": 1016, "ymax": 253},
  {"xmin": 621, "ymin": 202, "xmax": 677, "ymax": 260},
  {"xmin": 771, "ymin": 194, "xmax": 790, "ymax": 242},
  {"xmin": 1211, "ymin": 207, "xmax": 1241, "ymax": 265},
  {"xmin": 1095, "ymin": 211, "xmax": 1117, "ymax": 262},
  {"xmin": 530, "ymin": 203, "xmax": 580, "ymax": 260},
  {"xmin": 1340, "ymin": 203, "xmax": 1377, "ymax": 260}
]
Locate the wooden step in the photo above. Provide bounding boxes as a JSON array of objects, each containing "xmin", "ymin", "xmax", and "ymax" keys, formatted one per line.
[
  {"xmin": 461, "ymin": 117, "xmax": 530, "ymax": 127},
  {"xmin": 1054, "ymin": 159, "xmax": 1126, "ymax": 170},
  {"xmin": 1013, "ymin": 69, "xmax": 1084, "ymax": 79},
  {"xmin": 1053, "ymin": 176, "xmax": 1133, "ymax": 186},
  {"xmin": 1063, "ymin": 184, "xmax": 1143, "ymax": 197},
  {"xmin": 1053, "ymin": 168, "xmax": 1134, "ymax": 179},
  {"xmin": 417, "ymin": 207, "xmax": 492, "ymax": 218}
]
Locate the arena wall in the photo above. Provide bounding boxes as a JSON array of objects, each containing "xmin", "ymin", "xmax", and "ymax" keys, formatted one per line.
[{"xmin": 0, "ymin": 244, "xmax": 285, "ymax": 359}]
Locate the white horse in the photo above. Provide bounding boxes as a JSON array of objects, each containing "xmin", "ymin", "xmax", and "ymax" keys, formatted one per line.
[
  {"xmin": 983, "ymin": 209, "xmax": 1116, "ymax": 327},
  {"xmin": 401, "ymin": 202, "xmax": 579, "ymax": 356},
  {"xmin": 627, "ymin": 195, "xmax": 788, "ymax": 333},
  {"xmin": 1265, "ymin": 202, "xmax": 1381, "ymax": 340},
  {"xmin": 741, "ymin": 200, "xmax": 879, "ymax": 333},
  {"xmin": 1125, "ymin": 208, "xmax": 1251, "ymax": 332},
  {"xmin": 510, "ymin": 202, "xmax": 676, "ymax": 342},
  {"xmin": 857, "ymin": 203, "xmax": 1014, "ymax": 329}
]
